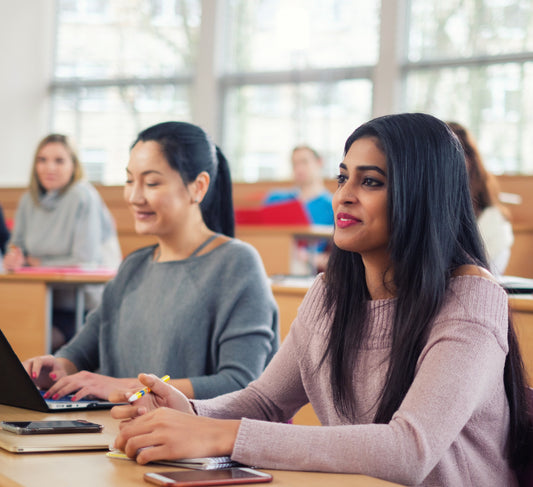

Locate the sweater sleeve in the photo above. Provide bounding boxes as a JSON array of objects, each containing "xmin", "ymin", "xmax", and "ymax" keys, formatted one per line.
[
  {"xmin": 189, "ymin": 243, "xmax": 280, "ymax": 399},
  {"xmin": 53, "ymin": 252, "xmax": 135, "ymax": 370},
  {"xmin": 193, "ymin": 319, "xmax": 310, "ymax": 422},
  {"xmin": 200, "ymin": 278, "xmax": 510, "ymax": 486},
  {"xmin": 54, "ymin": 304, "xmax": 102, "ymax": 371}
]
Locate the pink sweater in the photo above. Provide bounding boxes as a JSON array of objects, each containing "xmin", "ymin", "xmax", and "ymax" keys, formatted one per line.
[{"xmin": 194, "ymin": 275, "xmax": 517, "ymax": 486}]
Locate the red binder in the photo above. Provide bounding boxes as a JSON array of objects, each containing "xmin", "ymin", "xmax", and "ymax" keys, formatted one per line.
[{"xmin": 235, "ymin": 200, "xmax": 310, "ymax": 225}]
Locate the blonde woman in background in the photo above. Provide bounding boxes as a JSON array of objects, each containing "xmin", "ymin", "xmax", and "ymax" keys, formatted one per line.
[{"xmin": 5, "ymin": 134, "xmax": 122, "ymax": 349}]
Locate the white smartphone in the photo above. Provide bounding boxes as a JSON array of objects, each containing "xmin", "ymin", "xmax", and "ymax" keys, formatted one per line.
[
  {"xmin": 0, "ymin": 420, "xmax": 103, "ymax": 435},
  {"xmin": 144, "ymin": 468, "xmax": 273, "ymax": 486}
]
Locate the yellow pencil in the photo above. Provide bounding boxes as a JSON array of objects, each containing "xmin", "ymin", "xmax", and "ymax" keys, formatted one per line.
[{"xmin": 127, "ymin": 375, "xmax": 170, "ymax": 402}]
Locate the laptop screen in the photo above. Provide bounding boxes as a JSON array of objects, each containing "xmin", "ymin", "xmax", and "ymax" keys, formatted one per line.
[{"xmin": 0, "ymin": 329, "xmax": 116, "ymax": 411}]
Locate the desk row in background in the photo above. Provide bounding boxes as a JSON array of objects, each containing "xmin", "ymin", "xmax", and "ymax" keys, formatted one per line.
[{"xmin": 0, "ymin": 268, "xmax": 116, "ymax": 361}]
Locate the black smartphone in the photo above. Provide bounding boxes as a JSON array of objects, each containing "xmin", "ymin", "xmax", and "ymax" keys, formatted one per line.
[
  {"xmin": 144, "ymin": 468, "xmax": 273, "ymax": 486},
  {"xmin": 0, "ymin": 420, "xmax": 103, "ymax": 435}
]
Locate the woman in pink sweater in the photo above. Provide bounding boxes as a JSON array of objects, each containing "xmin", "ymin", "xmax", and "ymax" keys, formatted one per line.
[{"xmin": 111, "ymin": 113, "xmax": 530, "ymax": 486}]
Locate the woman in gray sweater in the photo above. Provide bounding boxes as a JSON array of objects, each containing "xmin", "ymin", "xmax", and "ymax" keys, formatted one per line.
[
  {"xmin": 24, "ymin": 122, "xmax": 279, "ymax": 401},
  {"xmin": 5, "ymin": 134, "xmax": 121, "ymax": 349},
  {"xmin": 111, "ymin": 114, "xmax": 530, "ymax": 486}
]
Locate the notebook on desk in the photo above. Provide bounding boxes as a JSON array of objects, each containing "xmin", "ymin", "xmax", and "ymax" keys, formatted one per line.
[
  {"xmin": 12, "ymin": 266, "xmax": 116, "ymax": 276},
  {"xmin": 0, "ymin": 428, "xmax": 113, "ymax": 453},
  {"xmin": 498, "ymin": 275, "xmax": 533, "ymax": 294},
  {"xmin": 0, "ymin": 329, "xmax": 117, "ymax": 412}
]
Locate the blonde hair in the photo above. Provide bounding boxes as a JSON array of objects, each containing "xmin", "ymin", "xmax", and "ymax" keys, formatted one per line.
[{"xmin": 29, "ymin": 134, "xmax": 84, "ymax": 204}]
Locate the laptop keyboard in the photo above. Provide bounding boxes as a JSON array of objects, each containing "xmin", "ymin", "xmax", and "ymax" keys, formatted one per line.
[{"xmin": 41, "ymin": 391, "xmax": 98, "ymax": 409}]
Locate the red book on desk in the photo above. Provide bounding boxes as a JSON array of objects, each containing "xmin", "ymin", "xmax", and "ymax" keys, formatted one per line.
[
  {"xmin": 235, "ymin": 200, "xmax": 310, "ymax": 225},
  {"xmin": 12, "ymin": 266, "xmax": 116, "ymax": 277}
]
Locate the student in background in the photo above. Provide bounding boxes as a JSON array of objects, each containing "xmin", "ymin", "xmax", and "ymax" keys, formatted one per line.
[
  {"xmin": 265, "ymin": 145, "xmax": 333, "ymax": 274},
  {"xmin": 447, "ymin": 121, "xmax": 514, "ymax": 275},
  {"xmin": 264, "ymin": 145, "xmax": 334, "ymax": 225},
  {"xmin": 112, "ymin": 114, "xmax": 530, "ymax": 486},
  {"xmin": 4, "ymin": 134, "xmax": 122, "ymax": 349},
  {"xmin": 24, "ymin": 121, "xmax": 279, "ymax": 402},
  {"xmin": 0, "ymin": 204, "xmax": 9, "ymax": 255}
]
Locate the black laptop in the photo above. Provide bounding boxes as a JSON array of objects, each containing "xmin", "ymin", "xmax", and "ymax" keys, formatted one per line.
[{"xmin": 0, "ymin": 329, "xmax": 118, "ymax": 412}]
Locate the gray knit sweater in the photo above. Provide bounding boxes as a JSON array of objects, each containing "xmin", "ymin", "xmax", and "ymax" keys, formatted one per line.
[
  {"xmin": 9, "ymin": 181, "xmax": 121, "ymax": 268},
  {"xmin": 194, "ymin": 275, "xmax": 517, "ymax": 486},
  {"xmin": 56, "ymin": 240, "xmax": 279, "ymax": 399},
  {"xmin": 9, "ymin": 181, "xmax": 121, "ymax": 308}
]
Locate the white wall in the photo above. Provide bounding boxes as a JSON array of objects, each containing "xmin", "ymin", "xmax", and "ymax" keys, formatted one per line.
[{"xmin": 0, "ymin": 0, "xmax": 55, "ymax": 187}]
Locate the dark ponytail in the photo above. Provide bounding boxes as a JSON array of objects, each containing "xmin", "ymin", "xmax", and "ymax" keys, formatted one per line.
[
  {"xmin": 132, "ymin": 121, "xmax": 235, "ymax": 237},
  {"xmin": 199, "ymin": 147, "xmax": 234, "ymax": 237}
]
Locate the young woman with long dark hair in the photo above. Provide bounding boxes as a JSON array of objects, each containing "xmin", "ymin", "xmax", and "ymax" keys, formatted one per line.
[{"xmin": 111, "ymin": 114, "xmax": 530, "ymax": 486}]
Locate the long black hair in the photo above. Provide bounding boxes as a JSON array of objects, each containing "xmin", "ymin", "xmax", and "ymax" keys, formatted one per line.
[
  {"xmin": 322, "ymin": 113, "xmax": 530, "ymax": 469},
  {"xmin": 132, "ymin": 121, "xmax": 235, "ymax": 237}
]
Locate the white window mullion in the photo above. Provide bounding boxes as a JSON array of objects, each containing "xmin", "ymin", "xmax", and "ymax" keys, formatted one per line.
[
  {"xmin": 373, "ymin": 0, "xmax": 408, "ymax": 116},
  {"xmin": 192, "ymin": 0, "xmax": 223, "ymax": 140}
]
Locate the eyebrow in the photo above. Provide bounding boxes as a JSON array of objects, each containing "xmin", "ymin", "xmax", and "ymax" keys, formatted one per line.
[
  {"xmin": 125, "ymin": 168, "xmax": 164, "ymax": 176},
  {"xmin": 339, "ymin": 162, "xmax": 386, "ymax": 176}
]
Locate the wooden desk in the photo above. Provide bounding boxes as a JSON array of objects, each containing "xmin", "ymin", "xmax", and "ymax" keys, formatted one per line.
[
  {"xmin": 0, "ymin": 405, "xmax": 404, "ymax": 487},
  {"xmin": 0, "ymin": 270, "xmax": 114, "ymax": 361},
  {"xmin": 236, "ymin": 225, "xmax": 332, "ymax": 276}
]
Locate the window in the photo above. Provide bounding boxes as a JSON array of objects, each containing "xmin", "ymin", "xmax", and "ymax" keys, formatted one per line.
[
  {"xmin": 51, "ymin": 0, "xmax": 200, "ymax": 184},
  {"xmin": 50, "ymin": 0, "xmax": 533, "ymax": 184},
  {"xmin": 223, "ymin": 79, "xmax": 372, "ymax": 181},
  {"xmin": 403, "ymin": 0, "xmax": 533, "ymax": 173},
  {"xmin": 219, "ymin": 0, "xmax": 379, "ymax": 181}
]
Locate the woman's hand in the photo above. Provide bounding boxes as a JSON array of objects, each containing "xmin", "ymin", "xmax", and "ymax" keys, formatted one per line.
[
  {"xmin": 42, "ymin": 371, "xmax": 141, "ymax": 401},
  {"xmin": 22, "ymin": 355, "xmax": 74, "ymax": 390},
  {"xmin": 25, "ymin": 255, "xmax": 41, "ymax": 267},
  {"xmin": 110, "ymin": 373, "xmax": 194, "ymax": 421},
  {"xmin": 113, "ymin": 407, "xmax": 241, "ymax": 465},
  {"xmin": 4, "ymin": 245, "xmax": 25, "ymax": 270}
]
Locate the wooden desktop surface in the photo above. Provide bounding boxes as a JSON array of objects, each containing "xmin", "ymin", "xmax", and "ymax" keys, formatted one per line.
[
  {"xmin": 0, "ymin": 405, "xmax": 404, "ymax": 487},
  {"xmin": 0, "ymin": 271, "xmax": 115, "ymax": 361}
]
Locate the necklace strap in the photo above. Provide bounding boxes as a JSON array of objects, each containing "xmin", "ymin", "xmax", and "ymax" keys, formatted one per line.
[
  {"xmin": 154, "ymin": 233, "xmax": 220, "ymax": 262},
  {"xmin": 189, "ymin": 233, "xmax": 219, "ymax": 258}
]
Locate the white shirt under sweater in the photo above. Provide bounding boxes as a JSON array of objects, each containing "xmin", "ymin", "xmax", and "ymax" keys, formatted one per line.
[
  {"xmin": 477, "ymin": 206, "xmax": 514, "ymax": 276},
  {"xmin": 194, "ymin": 275, "xmax": 517, "ymax": 486}
]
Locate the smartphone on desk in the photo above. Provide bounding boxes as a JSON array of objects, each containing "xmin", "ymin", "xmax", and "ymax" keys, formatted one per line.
[
  {"xmin": 144, "ymin": 468, "xmax": 273, "ymax": 486},
  {"xmin": 1, "ymin": 420, "xmax": 103, "ymax": 435}
]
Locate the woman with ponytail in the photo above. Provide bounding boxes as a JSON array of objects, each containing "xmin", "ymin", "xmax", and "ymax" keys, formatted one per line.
[
  {"xmin": 24, "ymin": 121, "xmax": 279, "ymax": 402},
  {"xmin": 112, "ymin": 114, "xmax": 530, "ymax": 486}
]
